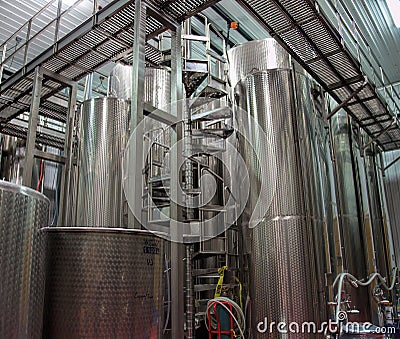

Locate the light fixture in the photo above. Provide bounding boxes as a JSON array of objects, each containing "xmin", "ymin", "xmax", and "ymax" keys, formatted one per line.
[{"xmin": 387, "ymin": 0, "xmax": 400, "ymax": 27}]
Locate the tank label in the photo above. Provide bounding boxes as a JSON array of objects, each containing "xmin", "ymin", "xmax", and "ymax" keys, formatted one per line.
[{"xmin": 143, "ymin": 239, "xmax": 161, "ymax": 255}]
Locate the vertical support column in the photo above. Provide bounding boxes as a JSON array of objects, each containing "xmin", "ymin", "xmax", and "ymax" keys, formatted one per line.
[
  {"xmin": 54, "ymin": 0, "xmax": 63, "ymax": 45},
  {"xmin": 0, "ymin": 44, "xmax": 7, "ymax": 86},
  {"xmin": 170, "ymin": 26, "xmax": 185, "ymax": 339},
  {"xmin": 58, "ymin": 84, "xmax": 77, "ymax": 226},
  {"xmin": 23, "ymin": 20, "xmax": 32, "ymax": 68},
  {"xmin": 128, "ymin": 0, "xmax": 146, "ymax": 229},
  {"xmin": 23, "ymin": 66, "xmax": 43, "ymax": 187},
  {"xmin": 93, "ymin": 0, "xmax": 98, "ymax": 14}
]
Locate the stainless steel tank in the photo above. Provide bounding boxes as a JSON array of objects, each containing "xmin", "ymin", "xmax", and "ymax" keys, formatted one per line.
[
  {"xmin": 0, "ymin": 180, "xmax": 50, "ymax": 338},
  {"xmin": 42, "ymin": 228, "xmax": 164, "ymax": 339},
  {"xmin": 0, "ymin": 135, "xmax": 39, "ymax": 186},
  {"xmin": 382, "ymin": 149, "xmax": 400, "ymax": 268},
  {"xmin": 108, "ymin": 63, "xmax": 132, "ymax": 101},
  {"xmin": 329, "ymin": 107, "xmax": 371, "ymax": 320},
  {"xmin": 363, "ymin": 142, "xmax": 389, "ymax": 279},
  {"xmin": 76, "ymin": 97, "xmax": 130, "ymax": 227},
  {"xmin": 228, "ymin": 39, "xmax": 322, "ymax": 338},
  {"xmin": 108, "ymin": 64, "xmax": 171, "ymax": 110},
  {"xmin": 144, "ymin": 67, "xmax": 171, "ymax": 110}
]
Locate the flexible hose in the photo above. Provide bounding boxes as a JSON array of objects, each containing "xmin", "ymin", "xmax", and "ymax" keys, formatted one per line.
[
  {"xmin": 36, "ymin": 159, "xmax": 44, "ymax": 191},
  {"xmin": 333, "ymin": 267, "xmax": 399, "ymax": 323}
]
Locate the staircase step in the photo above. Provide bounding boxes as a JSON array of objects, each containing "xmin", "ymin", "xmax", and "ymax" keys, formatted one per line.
[
  {"xmin": 184, "ymin": 188, "xmax": 202, "ymax": 195},
  {"xmin": 194, "ymin": 284, "xmax": 216, "ymax": 292},
  {"xmin": 199, "ymin": 204, "xmax": 226, "ymax": 211},
  {"xmin": 148, "ymin": 175, "xmax": 170, "ymax": 183},
  {"xmin": 191, "ymin": 106, "xmax": 232, "ymax": 122},
  {"xmin": 192, "ymin": 267, "xmax": 219, "ymax": 276},
  {"xmin": 191, "ymin": 75, "xmax": 227, "ymax": 100},
  {"xmin": 192, "ymin": 127, "xmax": 234, "ymax": 139},
  {"xmin": 191, "ymin": 143, "xmax": 225, "ymax": 155},
  {"xmin": 193, "ymin": 250, "xmax": 227, "ymax": 259},
  {"xmin": 183, "ymin": 59, "xmax": 209, "ymax": 96},
  {"xmin": 196, "ymin": 275, "xmax": 221, "ymax": 279}
]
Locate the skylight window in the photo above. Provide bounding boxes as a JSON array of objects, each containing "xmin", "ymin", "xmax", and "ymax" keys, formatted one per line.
[{"xmin": 387, "ymin": 0, "xmax": 400, "ymax": 27}]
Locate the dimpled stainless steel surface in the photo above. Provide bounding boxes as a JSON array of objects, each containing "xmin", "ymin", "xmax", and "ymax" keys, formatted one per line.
[
  {"xmin": 109, "ymin": 64, "xmax": 171, "ymax": 110},
  {"xmin": 363, "ymin": 143, "xmax": 389, "ymax": 279},
  {"xmin": 108, "ymin": 63, "xmax": 133, "ymax": 101},
  {"xmin": 76, "ymin": 97, "xmax": 130, "ymax": 227},
  {"xmin": 228, "ymin": 39, "xmax": 291, "ymax": 89},
  {"xmin": 294, "ymin": 69, "xmax": 330, "ymax": 321},
  {"xmin": 43, "ymin": 228, "xmax": 164, "ymax": 339},
  {"xmin": 382, "ymin": 150, "xmax": 400, "ymax": 268},
  {"xmin": 144, "ymin": 68, "xmax": 171, "ymax": 110},
  {"xmin": 329, "ymin": 108, "xmax": 371, "ymax": 320},
  {"xmin": 229, "ymin": 39, "xmax": 321, "ymax": 338},
  {"xmin": 0, "ymin": 180, "xmax": 49, "ymax": 339}
]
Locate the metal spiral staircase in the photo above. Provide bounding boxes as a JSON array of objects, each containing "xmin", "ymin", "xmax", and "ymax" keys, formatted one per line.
[{"xmin": 143, "ymin": 18, "xmax": 240, "ymax": 331}]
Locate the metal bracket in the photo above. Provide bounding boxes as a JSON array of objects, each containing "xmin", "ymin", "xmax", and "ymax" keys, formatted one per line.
[
  {"xmin": 327, "ymin": 78, "xmax": 368, "ymax": 120},
  {"xmin": 360, "ymin": 118, "xmax": 397, "ymax": 152},
  {"xmin": 383, "ymin": 154, "xmax": 400, "ymax": 172},
  {"xmin": 22, "ymin": 66, "xmax": 44, "ymax": 187},
  {"xmin": 34, "ymin": 149, "xmax": 66, "ymax": 164}
]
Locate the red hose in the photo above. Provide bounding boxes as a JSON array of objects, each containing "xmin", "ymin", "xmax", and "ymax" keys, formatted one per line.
[{"xmin": 36, "ymin": 160, "xmax": 44, "ymax": 191}]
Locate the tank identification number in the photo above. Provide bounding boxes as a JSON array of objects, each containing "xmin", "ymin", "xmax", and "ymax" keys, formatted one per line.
[{"xmin": 143, "ymin": 239, "xmax": 161, "ymax": 255}]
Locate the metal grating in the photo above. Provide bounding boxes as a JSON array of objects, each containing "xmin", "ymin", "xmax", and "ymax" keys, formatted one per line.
[
  {"xmin": 0, "ymin": 0, "xmax": 220, "ymax": 146},
  {"xmin": 1, "ymin": 122, "xmax": 65, "ymax": 149},
  {"xmin": 238, "ymin": 0, "xmax": 400, "ymax": 151}
]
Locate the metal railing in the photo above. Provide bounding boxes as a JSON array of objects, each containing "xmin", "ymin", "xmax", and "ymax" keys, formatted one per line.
[{"xmin": 0, "ymin": 0, "xmax": 101, "ymax": 85}]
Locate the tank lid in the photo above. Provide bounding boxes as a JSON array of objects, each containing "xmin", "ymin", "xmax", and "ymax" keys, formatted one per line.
[
  {"xmin": 227, "ymin": 38, "xmax": 291, "ymax": 88},
  {"xmin": 0, "ymin": 180, "xmax": 50, "ymax": 204}
]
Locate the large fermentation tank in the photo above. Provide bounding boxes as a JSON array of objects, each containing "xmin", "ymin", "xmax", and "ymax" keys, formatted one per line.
[
  {"xmin": 381, "ymin": 150, "xmax": 400, "ymax": 267},
  {"xmin": 329, "ymin": 108, "xmax": 371, "ymax": 320},
  {"xmin": 76, "ymin": 97, "xmax": 130, "ymax": 227},
  {"xmin": 108, "ymin": 64, "xmax": 171, "ymax": 110},
  {"xmin": 229, "ymin": 39, "xmax": 324, "ymax": 337},
  {"xmin": 363, "ymin": 142, "xmax": 390, "ymax": 279},
  {"xmin": 42, "ymin": 228, "xmax": 164, "ymax": 338},
  {"xmin": 0, "ymin": 180, "xmax": 49, "ymax": 338}
]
